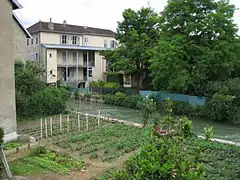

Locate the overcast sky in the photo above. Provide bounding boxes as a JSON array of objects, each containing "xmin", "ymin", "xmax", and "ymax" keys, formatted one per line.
[{"xmin": 15, "ymin": 0, "xmax": 240, "ymax": 32}]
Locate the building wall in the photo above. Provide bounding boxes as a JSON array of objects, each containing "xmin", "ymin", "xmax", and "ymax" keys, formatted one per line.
[
  {"xmin": 92, "ymin": 52, "xmax": 105, "ymax": 81},
  {"xmin": 0, "ymin": 0, "xmax": 17, "ymax": 140},
  {"xmin": 27, "ymin": 33, "xmax": 40, "ymax": 61},
  {"xmin": 13, "ymin": 19, "xmax": 27, "ymax": 61},
  {"xmin": 46, "ymin": 49, "xmax": 57, "ymax": 83},
  {"xmin": 83, "ymin": 35, "xmax": 115, "ymax": 48},
  {"xmin": 40, "ymin": 32, "xmax": 60, "ymax": 44}
]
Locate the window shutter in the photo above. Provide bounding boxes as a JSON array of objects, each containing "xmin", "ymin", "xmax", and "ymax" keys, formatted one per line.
[{"xmin": 77, "ymin": 36, "xmax": 80, "ymax": 45}]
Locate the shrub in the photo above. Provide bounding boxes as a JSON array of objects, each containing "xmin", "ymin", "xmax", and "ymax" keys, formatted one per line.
[
  {"xmin": 201, "ymin": 93, "xmax": 234, "ymax": 121},
  {"xmin": 172, "ymin": 101, "xmax": 201, "ymax": 116},
  {"xmin": 113, "ymin": 128, "xmax": 205, "ymax": 180},
  {"xmin": 106, "ymin": 72, "xmax": 124, "ymax": 87},
  {"xmin": 137, "ymin": 96, "xmax": 158, "ymax": 126},
  {"xmin": 204, "ymin": 126, "xmax": 214, "ymax": 140},
  {"xmin": 28, "ymin": 87, "xmax": 68, "ymax": 117},
  {"xmin": 90, "ymin": 80, "xmax": 120, "ymax": 89}
]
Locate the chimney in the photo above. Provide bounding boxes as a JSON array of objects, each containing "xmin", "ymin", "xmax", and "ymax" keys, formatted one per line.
[
  {"xmin": 63, "ymin": 20, "xmax": 67, "ymax": 27},
  {"xmin": 48, "ymin": 18, "xmax": 54, "ymax": 30}
]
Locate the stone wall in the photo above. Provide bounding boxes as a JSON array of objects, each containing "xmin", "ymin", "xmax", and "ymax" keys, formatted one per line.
[{"xmin": 0, "ymin": 0, "xmax": 18, "ymax": 142}]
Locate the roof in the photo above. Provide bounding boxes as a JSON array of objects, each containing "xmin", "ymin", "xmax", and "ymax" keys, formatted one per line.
[
  {"xmin": 13, "ymin": 12, "xmax": 31, "ymax": 38},
  {"xmin": 10, "ymin": 0, "xmax": 23, "ymax": 10},
  {"xmin": 27, "ymin": 21, "xmax": 115, "ymax": 37},
  {"xmin": 42, "ymin": 44, "xmax": 111, "ymax": 51}
]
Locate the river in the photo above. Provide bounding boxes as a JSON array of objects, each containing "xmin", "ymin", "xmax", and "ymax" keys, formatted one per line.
[{"xmin": 67, "ymin": 100, "xmax": 240, "ymax": 143}]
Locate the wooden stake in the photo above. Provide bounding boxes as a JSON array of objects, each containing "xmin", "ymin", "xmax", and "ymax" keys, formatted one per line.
[
  {"xmin": 86, "ymin": 113, "xmax": 89, "ymax": 131},
  {"xmin": 45, "ymin": 118, "xmax": 48, "ymax": 138},
  {"xmin": 40, "ymin": 118, "xmax": 43, "ymax": 139},
  {"xmin": 78, "ymin": 113, "xmax": 80, "ymax": 131},
  {"xmin": 98, "ymin": 110, "xmax": 101, "ymax": 128},
  {"xmin": 50, "ymin": 118, "xmax": 53, "ymax": 136},
  {"xmin": 60, "ymin": 114, "xmax": 62, "ymax": 133},
  {"xmin": 67, "ymin": 115, "xmax": 70, "ymax": 133}
]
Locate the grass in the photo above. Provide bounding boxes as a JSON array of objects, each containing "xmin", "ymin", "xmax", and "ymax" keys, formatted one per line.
[
  {"xmin": 53, "ymin": 123, "xmax": 143, "ymax": 161},
  {"xmin": 10, "ymin": 147, "xmax": 85, "ymax": 176}
]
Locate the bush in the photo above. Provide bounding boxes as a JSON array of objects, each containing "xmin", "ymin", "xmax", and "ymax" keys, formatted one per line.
[
  {"xmin": 201, "ymin": 93, "xmax": 235, "ymax": 122},
  {"xmin": 172, "ymin": 101, "xmax": 201, "ymax": 116},
  {"xmin": 28, "ymin": 87, "xmax": 68, "ymax": 117},
  {"xmin": 204, "ymin": 126, "xmax": 214, "ymax": 140},
  {"xmin": 113, "ymin": 128, "xmax": 204, "ymax": 180},
  {"xmin": 90, "ymin": 80, "xmax": 120, "ymax": 89},
  {"xmin": 107, "ymin": 72, "xmax": 124, "ymax": 87}
]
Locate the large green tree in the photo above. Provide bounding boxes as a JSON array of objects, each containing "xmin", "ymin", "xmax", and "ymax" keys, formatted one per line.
[
  {"xmin": 102, "ymin": 7, "xmax": 160, "ymax": 91},
  {"xmin": 150, "ymin": 0, "xmax": 239, "ymax": 95}
]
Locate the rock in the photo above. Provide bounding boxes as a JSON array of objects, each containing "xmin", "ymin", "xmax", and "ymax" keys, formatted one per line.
[{"xmin": 29, "ymin": 136, "xmax": 36, "ymax": 143}]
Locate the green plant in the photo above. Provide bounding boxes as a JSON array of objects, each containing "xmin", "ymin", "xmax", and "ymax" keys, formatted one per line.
[
  {"xmin": 113, "ymin": 128, "xmax": 205, "ymax": 180},
  {"xmin": 162, "ymin": 98, "xmax": 175, "ymax": 132},
  {"xmin": 178, "ymin": 116, "xmax": 193, "ymax": 138},
  {"xmin": 204, "ymin": 126, "xmax": 214, "ymax": 140},
  {"xmin": 107, "ymin": 72, "xmax": 124, "ymax": 87},
  {"xmin": 137, "ymin": 96, "xmax": 158, "ymax": 126},
  {"xmin": 74, "ymin": 91, "xmax": 80, "ymax": 100}
]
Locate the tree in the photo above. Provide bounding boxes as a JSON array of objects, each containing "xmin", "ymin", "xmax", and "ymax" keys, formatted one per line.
[
  {"xmin": 102, "ymin": 7, "xmax": 160, "ymax": 91},
  {"xmin": 150, "ymin": 0, "xmax": 239, "ymax": 95}
]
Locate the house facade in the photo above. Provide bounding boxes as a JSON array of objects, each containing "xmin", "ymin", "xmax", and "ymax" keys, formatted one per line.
[
  {"xmin": 27, "ymin": 19, "xmax": 116, "ymax": 87},
  {"xmin": 0, "ymin": 0, "xmax": 30, "ymax": 142}
]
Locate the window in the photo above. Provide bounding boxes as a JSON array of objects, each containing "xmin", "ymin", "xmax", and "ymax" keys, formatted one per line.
[
  {"xmin": 104, "ymin": 40, "xmax": 108, "ymax": 48},
  {"xmin": 89, "ymin": 51, "xmax": 95, "ymax": 66},
  {"xmin": 36, "ymin": 37, "xmax": 39, "ymax": 44},
  {"xmin": 88, "ymin": 67, "xmax": 92, "ymax": 77},
  {"xmin": 73, "ymin": 51, "xmax": 77, "ymax": 62},
  {"xmin": 50, "ymin": 70, "xmax": 53, "ymax": 75},
  {"xmin": 35, "ymin": 53, "xmax": 38, "ymax": 60},
  {"xmin": 63, "ymin": 51, "xmax": 67, "ymax": 62},
  {"xmin": 31, "ymin": 38, "xmax": 34, "ymax": 45},
  {"xmin": 72, "ymin": 36, "xmax": 77, "ymax": 45},
  {"xmin": 61, "ymin": 35, "xmax": 67, "ymax": 44},
  {"xmin": 27, "ymin": 39, "xmax": 29, "ymax": 46},
  {"xmin": 84, "ymin": 37, "xmax": 88, "ymax": 46},
  {"xmin": 110, "ymin": 40, "xmax": 116, "ymax": 48},
  {"xmin": 49, "ymin": 53, "xmax": 52, "ymax": 58}
]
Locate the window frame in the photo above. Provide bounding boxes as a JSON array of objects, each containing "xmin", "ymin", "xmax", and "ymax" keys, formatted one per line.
[
  {"xmin": 36, "ymin": 37, "xmax": 39, "ymax": 44},
  {"xmin": 61, "ymin": 35, "xmax": 67, "ymax": 44},
  {"xmin": 72, "ymin": 36, "xmax": 77, "ymax": 45}
]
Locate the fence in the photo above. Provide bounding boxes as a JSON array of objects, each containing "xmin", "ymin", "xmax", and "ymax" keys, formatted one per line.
[
  {"xmin": 140, "ymin": 90, "xmax": 206, "ymax": 106},
  {"xmin": 17, "ymin": 111, "xmax": 104, "ymax": 141},
  {"xmin": 17, "ymin": 110, "xmax": 142, "ymax": 141}
]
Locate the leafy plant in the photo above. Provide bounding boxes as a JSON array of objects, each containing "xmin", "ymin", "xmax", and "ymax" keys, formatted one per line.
[
  {"xmin": 137, "ymin": 96, "xmax": 158, "ymax": 126},
  {"xmin": 107, "ymin": 72, "xmax": 124, "ymax": 87},
  {"xmin": 204, "ymin": 126, "xmax": 214, "ymax": 140}
]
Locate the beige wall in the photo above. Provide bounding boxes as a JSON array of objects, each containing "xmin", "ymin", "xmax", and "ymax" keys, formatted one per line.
[
  {"xmin": 40, "ymin": 32, "xmax": 60, "ymax": 44},
  {"xmin": 84, "ymin": 35, "xmax": 115, "ymax": 48},
  {"xmin": 92, "ymin": 52, "xmax": 105, "ymax": 81},
  {"xmin": 0, "ymin": 0, "xmax": 17, "ymax": 139},
  {"xmin": 13, "ymin": 19, "xmax": 27, "ymax": 61},
  {"xmin": 46, "ymin": 49, "xmax": 57, "ymax": 83}
]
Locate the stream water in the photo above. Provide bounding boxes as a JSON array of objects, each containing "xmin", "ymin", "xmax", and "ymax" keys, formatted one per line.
[{"xmin": 67, "ymin": 100, "xmax": 240, "ymax": 143}]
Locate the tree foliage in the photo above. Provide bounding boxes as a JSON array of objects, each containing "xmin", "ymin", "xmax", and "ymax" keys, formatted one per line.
[
  {"xmin": 102, "ymin": 7, "xmax": 160, "ymax": 90},
  {"xmin": 150, "ymin": 0, "xmax": 239, "ymax": 95}
]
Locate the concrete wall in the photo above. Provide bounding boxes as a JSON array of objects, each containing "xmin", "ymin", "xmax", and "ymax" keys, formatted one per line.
[
  {"xmin": 13, "ymin": 19, "xmax": 27, "ymax": 61},
  {"xmin": 46, "ymin": 49, "xmax": 57, "ymax": 83},
  {"xmin": 92, "ymin": 52, "xmax": 105, "ymax": 81},
  {"xmin": 40, "ymin": 32, "xmax": 60, "ymax": 44},
  {"xmin": 83, "ymin": 35, "xmax": 115, "ymax": 47},
  {"xmin": 0, "ymin": 0, "xmax": 18, "ymax": 141}
]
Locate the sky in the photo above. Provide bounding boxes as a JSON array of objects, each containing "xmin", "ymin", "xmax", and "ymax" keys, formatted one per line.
[{"xmin": 15, "ymin": 0, "xmax": 240, "ymax": 32}]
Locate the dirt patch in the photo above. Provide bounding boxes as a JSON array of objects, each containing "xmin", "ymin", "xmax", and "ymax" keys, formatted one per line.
[{"xmin": 27, "ymin": 151, "xmax": 135, "ymax": 180}]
